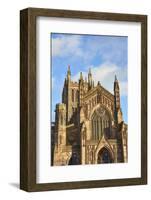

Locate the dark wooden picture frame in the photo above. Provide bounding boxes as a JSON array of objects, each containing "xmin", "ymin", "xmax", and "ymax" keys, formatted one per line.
[{"xmin": 20, "ymin": 7, "xmax": 147, "ymax": 192}]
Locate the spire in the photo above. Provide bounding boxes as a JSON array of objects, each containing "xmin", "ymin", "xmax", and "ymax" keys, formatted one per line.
[
  {"xmin": 114, "ymin": 74, "xmax": 119, "ymax": 91},
  {"xmin": 67, "ymin": 65, "xmax": 71, "ymax": 80},
  {"xmin": 79, "ymin": 72, "xmax": 84, "ymax": 106},
  {"xmin": 67, "ymin": 65, "xmax": 71, "ymax": 75},
  {"xmin": 80, "ymin": 72, "xmax": 83, "ymax": 80},
  {"xmin": 88, "ymin": 68, "xmax": 92, "ymax": 76},
  {"xmin": 115, "ymin": 74, "xmax": 117, "ymax": 81},
  {"xmin": 88, "ymin": 68, "xmax": 93, "ymax": 90},
  {"xmin": 114, "ymin": 75, "xmax": 121, "ymax": 111},
  {"xmin": 113, "ymin": 75, "xmax": 123, "ymax": 124}
]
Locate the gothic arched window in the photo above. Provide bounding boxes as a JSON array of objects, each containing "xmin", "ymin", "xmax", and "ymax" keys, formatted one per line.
[
  {"xmin": 76, "ymin": 90, "xmax": 79, "ymax": 101},
  {"xmin": 91, "ymin": 107, "xmax": 111, "ymax": 140},
  {"xmin": 72, "ymin": 89, "xmax": 74, "ymax": 102}
]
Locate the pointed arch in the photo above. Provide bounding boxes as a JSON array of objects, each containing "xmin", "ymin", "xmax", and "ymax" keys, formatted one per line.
[
  {"xmin": 94, "ymin": 135, "xmax": 115, "ymax": 164},
  {"xmin": 97, "ymin": 147, "xmax": 113, "ymax": 164}
]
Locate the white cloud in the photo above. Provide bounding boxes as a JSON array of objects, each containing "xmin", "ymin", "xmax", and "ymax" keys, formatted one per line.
[
  {"xmin": 72, "ymin": 62, "xmax": 127, "ymax": 97},
  {"xmin": 52, "ymin": 35, "xmax": 83, "ymax": 57},
  {"xmin": 52, "ymin": 34, "xmax": 127, "ymax": 69}
]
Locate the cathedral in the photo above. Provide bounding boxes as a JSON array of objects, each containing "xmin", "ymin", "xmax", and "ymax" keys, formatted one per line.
[{"xmin": 51, "ymin": 66, "xmax": 128, "ymax": 166}]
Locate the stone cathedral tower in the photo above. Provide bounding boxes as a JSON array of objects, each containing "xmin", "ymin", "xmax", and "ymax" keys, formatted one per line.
[{"xmin": 51, "ymin": 66, "xmax": 128, "ymax": 166}]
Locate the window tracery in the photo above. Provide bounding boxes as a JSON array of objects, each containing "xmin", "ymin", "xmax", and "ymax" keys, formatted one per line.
[{"xmin": 91, "ymin": 107, "xmax": 111, "ymax": 140}]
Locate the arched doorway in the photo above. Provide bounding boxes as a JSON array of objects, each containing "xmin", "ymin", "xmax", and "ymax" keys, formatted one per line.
[{"xmin": 97, "ymin": 147, "xmax": 113, "ymax": 164}]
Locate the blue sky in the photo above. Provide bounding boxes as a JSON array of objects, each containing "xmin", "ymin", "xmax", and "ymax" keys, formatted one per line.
[{"xmin": 51, "ymin": 33, "xmax": 128, "ymax": 123}]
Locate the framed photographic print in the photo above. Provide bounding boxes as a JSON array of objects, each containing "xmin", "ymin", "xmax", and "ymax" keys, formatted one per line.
[{"xmin": 20, "ymin": 8, "xmax": 147, "ymax": 191}]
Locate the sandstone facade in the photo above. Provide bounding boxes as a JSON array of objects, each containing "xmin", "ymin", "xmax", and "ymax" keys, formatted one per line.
[{"xmin": 51, "ymin": 66, "xmax": 128, "ymax": 166}]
